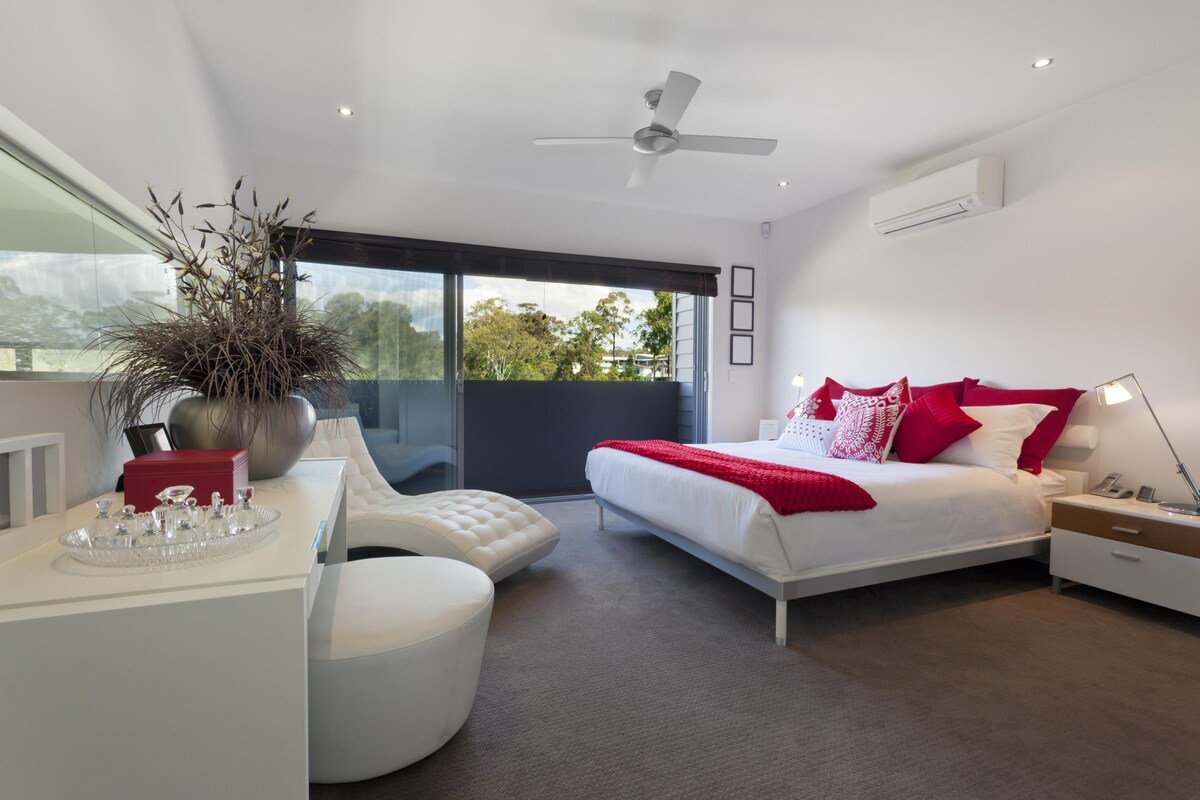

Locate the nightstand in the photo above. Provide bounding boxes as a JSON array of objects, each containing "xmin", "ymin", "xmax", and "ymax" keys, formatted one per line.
[{"xmin": 1050, "ymin": 495, "xmax": 1200, "ymax": 617}]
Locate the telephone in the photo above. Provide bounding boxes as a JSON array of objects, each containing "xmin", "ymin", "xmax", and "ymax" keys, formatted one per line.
[{"xmin": 1089, "ymin": 472, "xmax": 1134, "ymax": 499}]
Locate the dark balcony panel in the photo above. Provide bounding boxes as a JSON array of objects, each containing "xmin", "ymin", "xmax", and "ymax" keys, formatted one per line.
[{"xmin": 464, "ymin": 381, "xmax": 679, "ymax": 496}]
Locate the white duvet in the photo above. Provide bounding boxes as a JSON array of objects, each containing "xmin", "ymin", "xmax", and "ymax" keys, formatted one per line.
[{"xmin": 585, "ymin": 441, "xmax": 1047, "ymax": 582}]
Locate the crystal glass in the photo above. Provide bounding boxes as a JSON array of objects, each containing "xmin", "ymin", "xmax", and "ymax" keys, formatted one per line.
[
  {"xmin": 207, "ymin": 492, "xmax": 228, "ymax": 539},
  {"xmin": 233, "ymin": 486, "xmax": 256, "ymax": 533},
  {"xmin": 90, "ymin": 499, "xmax": 115, "ymax": 543},
  {"xmin": 59, "ymin": 506, "xmax": 281, "ymax": 567},
  {"xmin": 153, "ymin": 485, "xmax": 194, "ymax": 536}
]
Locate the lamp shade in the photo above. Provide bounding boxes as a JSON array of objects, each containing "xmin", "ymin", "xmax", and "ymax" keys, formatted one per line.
[
  {"xmin": 791, "ymin": 373, "xmax": 805, "ymax": 389},
  {"xmin": 1096, "ymin": 377, "xmax": 1134, "ymax": 406}
]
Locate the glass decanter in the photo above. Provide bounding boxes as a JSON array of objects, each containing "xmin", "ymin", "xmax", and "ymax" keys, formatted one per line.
[
  {"xmin": 233, "ymin": 486, "xmax": 256, "ymax": 533},
  {"xmin": 206, "ymin": 492, "xmax": 228, "ymax": 539},
  {"xmin": 89, "ymin": 499, "xmax": 115, "ymax": 544},
  {"xmin": 153, "ymin": 485, "xmax": 194, "ymax": 537},
  {"xmin": 177, "ymin": 496, "xmax": 200, "ymax": 534},
  {"xmin": 113, "ymin": 504, "xmax": 138, "ymax": 545}
]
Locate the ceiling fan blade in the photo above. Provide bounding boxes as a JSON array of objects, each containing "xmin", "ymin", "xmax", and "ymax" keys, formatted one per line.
[
  {"xmin": 626, "ymin": 155, "xmax": 658, "ymax": 189},
  {"xmin": 534, "ymin": 137, "xmax": 633, "ymax": 146},
  {"xmin": 676, "ymin": 135, "xmax": 778, "ymax": 156},
  {"xmin": 650, "ymin": 71, "xmax": 700, "ymax": 132}
]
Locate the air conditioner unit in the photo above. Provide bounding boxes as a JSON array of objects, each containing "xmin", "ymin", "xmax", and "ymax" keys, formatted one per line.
[{"xmin": 869, "ymin": 156, "xmax": 1004, "ymax": 237}]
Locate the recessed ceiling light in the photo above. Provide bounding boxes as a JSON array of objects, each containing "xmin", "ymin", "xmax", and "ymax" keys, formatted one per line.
[
  {"xmin": 1031, "ymin": 57, "xmax": 1054, "ymax": 69},
  {"xmin": 777, "ymin": 180, "xmax": 789, "ymax": 188},
  {"xmin": 337, "ymin": 106, "xmax": 354, "ymax": 117}
]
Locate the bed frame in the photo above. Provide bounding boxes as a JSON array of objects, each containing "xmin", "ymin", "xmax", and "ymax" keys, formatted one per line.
[
  {"xmin": 596, "ymin": 498, "xmax": 1047, "ymax": 645},
  {"xmin": 595, "ymin": 467, "xmax": 1088, "ymax": 646}
]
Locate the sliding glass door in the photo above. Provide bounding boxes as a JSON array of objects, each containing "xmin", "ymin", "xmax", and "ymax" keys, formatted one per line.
[{"xmin": 297, "ymin": 263, "xmax": 459, "ymax": 494}]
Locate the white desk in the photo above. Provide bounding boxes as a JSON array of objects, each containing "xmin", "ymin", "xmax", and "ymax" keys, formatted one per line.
[{"xmin": 0, "ymin": 458, "xmax": 347, "ymax": 800}]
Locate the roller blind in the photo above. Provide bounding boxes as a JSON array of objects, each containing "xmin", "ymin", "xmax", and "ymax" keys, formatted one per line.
[{"xmin": 294, "ymin": 228, "xmax": 720, "ymax": 297}]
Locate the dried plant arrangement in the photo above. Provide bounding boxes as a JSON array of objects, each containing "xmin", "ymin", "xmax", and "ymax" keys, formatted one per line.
[{"xmin": 91, "ymin": 178, "xmax": 356, "ymax": 437}]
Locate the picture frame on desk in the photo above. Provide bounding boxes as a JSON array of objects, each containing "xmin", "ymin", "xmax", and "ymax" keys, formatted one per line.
[{"xmin": 124, "ymin": 423, "xmax": 174, "ymax": 458}]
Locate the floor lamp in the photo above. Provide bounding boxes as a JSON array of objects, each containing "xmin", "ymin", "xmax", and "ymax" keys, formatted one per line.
[{"xmin": 1095, "ymin": 373, "xmax": 1200, "ymax": 515}]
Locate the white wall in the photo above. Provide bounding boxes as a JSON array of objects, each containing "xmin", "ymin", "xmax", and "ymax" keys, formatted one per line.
[
  {"xmin": 765, "ymin": 57, "xmax": 1200, "ymax": 501},
  {"xmin": 253, "ymin": 158, "xmax": 772, "ymax": 442},
  {"xmin": 0, "ymin": 1, "xmax": 250, "ymax": 208},
  {"xmin": 0, "ymin": 1, "xmax": 251, "ymax": 505}
]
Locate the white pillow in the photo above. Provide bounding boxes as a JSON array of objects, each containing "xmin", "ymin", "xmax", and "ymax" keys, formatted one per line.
[
  {"xmin": 930, "ymin": 404, "xmax": 1054, "ymax": 478},
  {"xmin": 777, "ymin": 417, "xmax": 841, "ymax": 457},
  {"xmin": 1036, "ymin": 468, "xmax": 1067, "ymax": 498}
]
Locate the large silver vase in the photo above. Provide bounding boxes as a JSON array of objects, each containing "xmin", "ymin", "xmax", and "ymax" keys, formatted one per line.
[{"xmin": 168, "ymin": 395, "xmax": 317, "ymax": 480}]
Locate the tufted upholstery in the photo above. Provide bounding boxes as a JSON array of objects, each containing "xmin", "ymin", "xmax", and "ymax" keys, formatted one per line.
[{"xmin": 305, "ymin": 417, "xmax": 560, "ymax": 581}]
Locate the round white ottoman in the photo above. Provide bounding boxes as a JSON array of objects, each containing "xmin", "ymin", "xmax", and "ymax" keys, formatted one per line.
[{"xmin": 307, "ymin": 556, "xmax": 494, "ymax": 784}]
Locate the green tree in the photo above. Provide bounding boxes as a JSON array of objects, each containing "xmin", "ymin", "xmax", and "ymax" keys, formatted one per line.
[
  {"xmin": 322, "ymin": 291, "xmax": 442, "ymax": 380},
  {"xmin": 637, "ymin": 291, "xmax": 673, "ymax": 379},
  {"xmin": 594, "ymin": 291, "xmax": 633, "ymax": 366},
  {"xmin": 463, "ymin": 298, "xmax": 544, "ymax": 380},
  {"xmin": 552, "ymin": 309, "xmax": 605, "ymax": 380}
]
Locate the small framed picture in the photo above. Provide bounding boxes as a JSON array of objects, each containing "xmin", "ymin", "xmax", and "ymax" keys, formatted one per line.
[
  {"xmin": 124, "ymin": 423, "xmax": 174, "ymax": 458},
  {"xmin": 731, "ymin": 265, "xmax": 755, "ymax": 298},
  {"xmin": 731, "ymin": 299, "xmax": 754, "ymax": 331},
  {"xmin": 730, "ymin": 334, "xmax": 754, "ymax": 365}
]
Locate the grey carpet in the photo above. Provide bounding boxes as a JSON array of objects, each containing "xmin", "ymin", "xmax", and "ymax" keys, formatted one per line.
[{"xmin": 311, "ymin": 499, "xmax": 1200, "ymax": 800}]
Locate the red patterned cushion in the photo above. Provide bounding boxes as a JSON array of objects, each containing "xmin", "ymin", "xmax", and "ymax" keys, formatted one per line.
[
  {"xmin": 893, "ymin": 387, "xmax": 982, "ymax": 463},
  {"xmin": 828, "ymin": 379, "xmax": 909, "ymax": 463},
  {"xmin": 960, "ymin": 385, "xmax": 1085, "ymax": 474},
  {"xmin": 787, "ymin": 383, "xmax": 835, "ymax": 420}
]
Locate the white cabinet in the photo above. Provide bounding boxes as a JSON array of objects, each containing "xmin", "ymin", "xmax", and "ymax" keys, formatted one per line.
[
  {"xmin": 1050, "ymin": 494, "xmax": 1200, "ymax": 617},
  {"xmin": 0, "ymin": 458, "xmax": 347, "ymax": 800}
]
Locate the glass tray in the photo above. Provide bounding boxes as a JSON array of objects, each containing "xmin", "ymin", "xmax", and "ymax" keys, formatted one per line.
[{"xmin": 59, "ymin": 507, "xmax": 281, "ymax": 568}]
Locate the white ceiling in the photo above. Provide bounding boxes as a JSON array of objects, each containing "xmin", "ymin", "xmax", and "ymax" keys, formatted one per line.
[{"xmin": 175, "ymin": 0, "xmax": 1200, "ymax": 223}]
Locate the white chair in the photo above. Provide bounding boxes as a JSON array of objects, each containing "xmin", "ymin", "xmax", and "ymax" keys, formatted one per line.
[
  {"xmin": 304, "ymin": 417, "xmax": 560, "ymax": 581},
  {"xmin": 308, "ymin": 556, "xmax": 493, "ymax": 783}
]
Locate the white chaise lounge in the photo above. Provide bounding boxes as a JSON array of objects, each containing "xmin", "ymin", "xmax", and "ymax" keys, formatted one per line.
[{"xmin": 305, "ymin": 417, "xmax": 560, "ymax": 581}]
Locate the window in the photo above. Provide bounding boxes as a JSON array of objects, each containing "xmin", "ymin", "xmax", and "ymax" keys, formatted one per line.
[{"xmin": 0, "ymin": 147, "xmax": 172, "ymax": 377}]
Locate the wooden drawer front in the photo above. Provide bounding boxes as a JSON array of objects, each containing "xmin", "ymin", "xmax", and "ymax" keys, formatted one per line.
[
  {"xmin": 1051, "ymin": 529, "xmax": 1200, "ymax": 616},
  {"xmin": 1051, "ymin": 504, "xmax": 1200, "ymax": 558}
]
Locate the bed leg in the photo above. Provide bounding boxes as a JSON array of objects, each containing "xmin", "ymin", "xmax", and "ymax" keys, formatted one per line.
[
  {"xmin": 1051, "ymin": 575, "xmax": 1062, "ymax": 594},
  {"xmin": 775, "ymin": 599, "xmax": 788, "ymax": 646},
  {"xmin": 597, "ymin": 503, "xmax": 604, "ymax": 531}
]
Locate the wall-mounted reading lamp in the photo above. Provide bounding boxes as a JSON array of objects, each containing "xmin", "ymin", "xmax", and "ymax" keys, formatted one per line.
[{"xmin": 1095, "ymin": 373, "xmax": 1200, "ymax": 515}]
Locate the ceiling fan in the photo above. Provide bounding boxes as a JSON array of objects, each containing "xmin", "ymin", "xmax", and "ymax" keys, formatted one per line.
[{"xmin": 534, "ymin": 71, "xmax": 778, "ymax": 189}]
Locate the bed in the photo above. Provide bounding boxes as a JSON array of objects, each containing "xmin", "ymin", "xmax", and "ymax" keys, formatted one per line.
[{"xmin": 586, "ymin": 436, "xmax": 1089, "ymax": 645}]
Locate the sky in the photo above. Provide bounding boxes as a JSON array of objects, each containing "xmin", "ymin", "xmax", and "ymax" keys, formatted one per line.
[{"xmin": 297, "ymin": 261, "xmax": 656, "ymax": 349}]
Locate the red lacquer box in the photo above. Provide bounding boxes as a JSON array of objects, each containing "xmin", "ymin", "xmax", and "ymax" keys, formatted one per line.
[{"xmin": 123, "ymin": 449, "xmax": 250, "ymax": 513}]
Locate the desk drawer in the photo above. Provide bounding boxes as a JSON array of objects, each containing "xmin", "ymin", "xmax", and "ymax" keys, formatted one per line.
[
  {"xmin": 1051, "ymin": 504, "xmax": 1200, "ymax": 558},
  {"xmin": 1050, "ymin": 529, "xmax": 1200, "ymax": 616}
]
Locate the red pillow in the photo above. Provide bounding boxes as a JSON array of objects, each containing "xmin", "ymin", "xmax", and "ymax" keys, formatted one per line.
[
  {"xmin": 824, "ymin": 377, "xmax": 891, "ymax": 400},
  {"xmin": 787, "ymin": 383, "xmax": 835, "ymax": 420},
  {"xmin": 893, "ymin": 387, "xmax": 982, "ymax": 463},
  {"xmin": 910, "ymin": 378, "xmax": 981, "ymax": 405},
  {"xmin": 960, "ymin": 385, "xmax": 1085, "ymax": 474},
  {"xmin": 824, "ymin": 377, "xmax": 914, "ymax": 404}
]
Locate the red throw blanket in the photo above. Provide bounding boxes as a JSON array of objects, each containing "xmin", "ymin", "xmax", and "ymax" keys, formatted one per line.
[{"xmin": 593, "ymin": 440, "xmax": 876, "ymax": 515}]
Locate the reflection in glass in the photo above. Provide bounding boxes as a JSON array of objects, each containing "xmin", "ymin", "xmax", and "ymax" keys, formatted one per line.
[
  {"xmin": 0, "ymin": 146, "xmax": 172, "ymax": 376},
  {"xmin": 298, "ymin": 262, "xmax": 456, "ymax": 493}
]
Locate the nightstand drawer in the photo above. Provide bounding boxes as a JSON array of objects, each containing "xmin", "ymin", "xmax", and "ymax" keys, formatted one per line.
[
  {"xmin": 1050, "ymin": 529, "xmax": 1200, "ymax": 616},
  {"xmin": 1051, "ymin": 503, "xmax": 1200, "ymax": 558}
]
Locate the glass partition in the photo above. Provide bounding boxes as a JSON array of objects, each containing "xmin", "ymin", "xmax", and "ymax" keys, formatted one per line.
[
  {"xmin": 298, "ymin": 262, "xmax": 458, "ymax": 494},
  {"xmin": 0, "ymin": 146, "xmax": 171, "ymax": 377}
]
